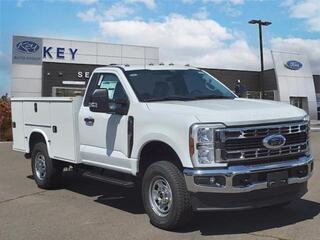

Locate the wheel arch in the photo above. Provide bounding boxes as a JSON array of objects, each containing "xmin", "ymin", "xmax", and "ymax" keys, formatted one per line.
[
  {"xmin": 27, "ymin": 130, "xmax": 51, "ymax": 156},
  {"xmin": 137, "ymin": 140, "xmax": 183, "ymax": 177}
]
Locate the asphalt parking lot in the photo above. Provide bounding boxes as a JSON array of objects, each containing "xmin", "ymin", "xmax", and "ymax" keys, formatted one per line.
[{"xmin": 1, "ymin": 133, "xmax": 320, "ymax": 240}]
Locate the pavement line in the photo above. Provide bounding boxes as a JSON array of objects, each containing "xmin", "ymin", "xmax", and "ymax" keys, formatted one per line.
[
  {"xmin": 249, "ymin": 233, "xmax": 291, "ymax": 240},
  {"xmin": 0, "ymin": 190, "xmax": 47, "ymax": 205}
]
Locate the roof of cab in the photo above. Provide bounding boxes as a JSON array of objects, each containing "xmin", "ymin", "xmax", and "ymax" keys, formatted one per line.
[{"xmin": 93, "ymin": 64, "xmax": 199, "ymax": 72}]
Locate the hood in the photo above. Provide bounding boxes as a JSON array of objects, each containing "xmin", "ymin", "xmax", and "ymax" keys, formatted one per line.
[{"xmin": 146, "ymin": 98, "xmax": 307, "ymax": 126}]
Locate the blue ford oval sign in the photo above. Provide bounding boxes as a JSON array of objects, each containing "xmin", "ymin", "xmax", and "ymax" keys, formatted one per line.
[
  {"xmin": 16, "ymin": 41, "xmax": 40, "ymax": 54},
  {"xmin": 263, "ymin": 134, "xmax": 286, "ymax": 149},
  {"xmin": 284, "ymin": 60, "xmax": 303, "ymax": 70}
]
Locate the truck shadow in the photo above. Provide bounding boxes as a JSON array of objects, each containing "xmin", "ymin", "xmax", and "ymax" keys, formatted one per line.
[
  {"xmin": 181, "ymin": 199, "xmax": 320, "ymax": 235},
  {"xmin": 62, "ymin": 171, "xmax": 145, "ymax": 214},
  {"xmin": 53, "ymin": 171, "xmax": 320, "ymax": 235}
]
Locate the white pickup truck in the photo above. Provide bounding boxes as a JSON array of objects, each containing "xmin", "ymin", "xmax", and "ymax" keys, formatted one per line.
[{"xmin": 11, "ymin": 65, "xmax": 313, "ymax": 230}]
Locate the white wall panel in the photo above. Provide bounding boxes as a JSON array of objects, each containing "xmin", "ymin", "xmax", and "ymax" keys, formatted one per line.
[
  {"xmin": 71, "ymin": 41, "xmax": 97, "ymax": 55},
  {"xmin": 121, "ymin": 57, "xmax": 145, "ymax": 65},
  {"xmin": 97, "ymin": 56, "xmax": 122, "ymax": 65},
  {"xmin": 145, "ymin": 47, "xmax": 159, "ymax": 59},
  {"xmin": 97, "ymin": 43, "xmax": 122, "ymax": 57},
  {"xmin": 43, "ymin": 39, "xmax": 72, "ymax": 50},
  {"xmin": 12, "ymin": 64, "xmax": 42, "ymax": 79},
  {"xmin": 272, "ymin": 50, "xmax": 317, "ymax": 119},
  {"xmin": 12, "ymin": 77, "xmax": 42, "ymax": 93},
  {"xmin": 11, "ymin": 91, "xmax": 41, "ymax": 97},
  {"xmin": 122, "ymin": 45, "xmax": 145, "ymax": 58}
]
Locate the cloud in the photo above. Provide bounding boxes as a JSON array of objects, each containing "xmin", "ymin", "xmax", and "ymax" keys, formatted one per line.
[
  {"xmin": 181, "ymin": 0, "xmax": 195, "ymax": 4},
  {"xmin": 221, "ymin": 5, "xmax": 242, "ymax": 17},
  {"xmin": 103, "ymin": 3, "xmax": 134, "ymax": 20},
  {"xmin": 127, "ymin": 0, "xmax": 156, "ymax": 9},
  {"xmin": 192, "ymin": 7, "xmax": 209, "ymax": 19},
  {"xmin": 286, "ymin": 0, "xmax": 320, "ymax": 32},
  {"xmin": 77, "ymin": 3, "xmax": 134, "ymax": 22},
  {"xmin": 99, "ymin": 15, "xmax": 260, "ymax": 70},
  {"xmin": 16, "ymin": 0, "xmax": 27, "ymax": 7},
  {"xmin": 205, "ymin": 0, "xmax": 245, "ymax": 5},
  {"xmin": 271, "ymin": 37, "xmax": 320, "ymax": 74},
  {"xmin": 69, "ymin": 0, "xmax": 98, "ymax": 4},
  {"xmin": 77, "ymin": 8, "xmax": 99, "ymax": 22},
  {"xmin": 204, "ymin": 0, "xmax": 243, "ymax": 17}
]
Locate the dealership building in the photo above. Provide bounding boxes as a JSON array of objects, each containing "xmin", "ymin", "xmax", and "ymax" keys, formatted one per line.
[{"xmin": 11, "ymin": 35, "xmax": 320, "ymax": 119}]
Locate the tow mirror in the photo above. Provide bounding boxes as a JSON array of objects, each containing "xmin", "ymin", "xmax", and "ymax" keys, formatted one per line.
[
  {"xmin": 109, "ymin": 98, "xmax": 129, "ymax": 115},
  {"xmin": 89, "ymin": 89, "xmax": 109, "ymax": 113}
]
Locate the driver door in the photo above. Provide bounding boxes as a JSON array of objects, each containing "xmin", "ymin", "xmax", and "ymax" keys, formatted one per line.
[{"xmin": 79, "ymin": 72, "xmax": 131, "ymax": 172}]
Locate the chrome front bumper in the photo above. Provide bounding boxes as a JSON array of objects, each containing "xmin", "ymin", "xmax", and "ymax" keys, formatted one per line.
[{"xmin": 184, "ymin": 155, "xmax": 313, "ymax": 193}]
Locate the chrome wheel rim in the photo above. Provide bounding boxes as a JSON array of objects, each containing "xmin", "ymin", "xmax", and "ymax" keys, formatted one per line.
[
  {"xmin": 149, "ymin": 176, "xmax": 173, "ymax": 217},
  {"xmin": 35, "ymin": 152, "xmax": 46, "ymax": 180}
]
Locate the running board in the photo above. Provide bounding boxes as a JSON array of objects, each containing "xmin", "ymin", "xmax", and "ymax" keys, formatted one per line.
[{"xmin": 81, "ymin": 171, "xmax": 135, "ymax": 188}]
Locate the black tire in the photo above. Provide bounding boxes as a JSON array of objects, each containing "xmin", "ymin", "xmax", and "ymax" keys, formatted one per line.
[
  {"xmin": 31, "ymin": 142, "xmax": 63, "ymax": 189},
  {"xmin": 142, "ymin": 161, "xmax": 192, "ymax": 230}
]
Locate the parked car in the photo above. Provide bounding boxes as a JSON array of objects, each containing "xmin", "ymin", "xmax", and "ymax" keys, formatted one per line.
[{"xmin": 11, "ymin": 65, "xmax": 313, "ymax": 230}]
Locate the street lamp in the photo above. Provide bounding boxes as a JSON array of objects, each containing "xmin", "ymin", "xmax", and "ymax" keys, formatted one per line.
[{"xmin": 248, "ymin": 19, "xmax": 272, "ymax": 99}]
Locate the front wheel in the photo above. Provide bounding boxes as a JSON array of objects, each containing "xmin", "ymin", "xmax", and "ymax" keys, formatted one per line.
[
  {"xmin": 142, "ymin": 161, "xmax": 192, "ymax": 230},
  {"xmin": 31, "ymin": 142, "xmax": 63, "ymax": 189}
]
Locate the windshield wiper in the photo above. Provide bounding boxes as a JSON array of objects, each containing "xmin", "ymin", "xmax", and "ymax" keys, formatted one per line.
[{"xmin": 143, "ymin": 95, "xmax": 196, "ymax": 102}]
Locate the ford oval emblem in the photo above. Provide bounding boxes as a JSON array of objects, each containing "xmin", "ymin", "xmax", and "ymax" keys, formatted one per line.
[
  {"xmin": 263, "ymin": 134, "xmax": 286, "ymax": 149},
  {"xmin": 284, "ymin": 60, "xmax": 303, "ymax": 70},
  {"xmin": 16, "ymin": 41, "xmax": 40, "ymax": 54}
]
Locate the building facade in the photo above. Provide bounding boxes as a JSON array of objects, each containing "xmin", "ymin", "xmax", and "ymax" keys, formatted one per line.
[
  {"xmin": 11, "ymin": 36, "xmax": 320, "ymax": 119},
  {"xmin": 11, "ymin": 35, "xmax": 159, "ymax": 97}
]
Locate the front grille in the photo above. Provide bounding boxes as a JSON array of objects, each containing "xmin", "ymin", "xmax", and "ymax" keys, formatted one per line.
[{"xmin": 215, "ymin": 121, "xmax": 309, "ymax": 163}]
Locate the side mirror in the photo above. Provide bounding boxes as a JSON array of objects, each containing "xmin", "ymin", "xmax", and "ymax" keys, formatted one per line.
[
  {"xmin": 89, "ymin": 89, "xmax": 109, "ymax": 113},
  {"xmin": 109, "ymin": 98, "xmax": 129, "ymax": 115}
]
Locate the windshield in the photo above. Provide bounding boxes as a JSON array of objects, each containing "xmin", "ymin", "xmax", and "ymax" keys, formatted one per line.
[{"xmin": 125, "ymin": 69, "xmax": 236, "ymax": 102}]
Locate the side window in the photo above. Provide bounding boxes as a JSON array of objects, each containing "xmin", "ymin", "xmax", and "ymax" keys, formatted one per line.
[
  {"xmin": 84, "ymin": 73, "xmax": 100, "ymax": 106},
  {"xmin": 97, "ymin": 73, "xmax": 128, "ymax": 101}
]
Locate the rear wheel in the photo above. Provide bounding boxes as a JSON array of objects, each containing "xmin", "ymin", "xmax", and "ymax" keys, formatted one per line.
[
  {"xmin": 142, "ymin": 161, "xmax": 192, "ymax": 230},
  {"xmin": 31, "ymin": 142, "xmax": 63, "ymax": 189}
]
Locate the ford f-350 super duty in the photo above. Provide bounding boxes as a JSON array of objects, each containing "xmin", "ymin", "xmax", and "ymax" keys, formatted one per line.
[{"xmin": 11, "ymin": 65, "xmax": 313, "ymax": 230}]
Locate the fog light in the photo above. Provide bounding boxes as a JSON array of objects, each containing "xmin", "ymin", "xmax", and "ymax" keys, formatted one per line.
[{"xmin": 194, "ymin": 176, "xmax": 226, "ymax": 187}]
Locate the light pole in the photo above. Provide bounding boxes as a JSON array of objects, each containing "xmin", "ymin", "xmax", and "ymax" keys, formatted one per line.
[{"xmin": 248, "ymin": 19, "xmax": 272, "ymax": 99}]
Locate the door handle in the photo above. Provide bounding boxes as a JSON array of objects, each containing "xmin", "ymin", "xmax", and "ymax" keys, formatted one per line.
[{"xmin": 84, "ymin": 117, "xmax": 95, "ymax": 126}]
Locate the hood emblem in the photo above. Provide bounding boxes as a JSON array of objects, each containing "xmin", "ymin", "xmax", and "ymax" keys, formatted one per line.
[{"xmin": 263, "ymin": 134, "xmax": 286, "ymax": 149}]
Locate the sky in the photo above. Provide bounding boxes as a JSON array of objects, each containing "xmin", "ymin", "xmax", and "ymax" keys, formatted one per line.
[{"xmin": 0, "ymin": 0, "xmax": 320, "ymax": 95}]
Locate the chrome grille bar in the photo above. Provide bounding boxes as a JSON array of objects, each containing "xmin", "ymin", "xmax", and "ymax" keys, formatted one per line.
[{"xmin": 215, "ymin": 121, "xmax": 309, "ymax": 163}]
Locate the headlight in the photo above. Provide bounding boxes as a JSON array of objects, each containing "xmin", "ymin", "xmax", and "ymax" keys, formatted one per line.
[
  {"xmin": 189, "ymin": 124, "xmax": 225, "ymax": 167},
  {"xmin": 303, "ymin": 115, "xmax": 310, "ymax": 122}
]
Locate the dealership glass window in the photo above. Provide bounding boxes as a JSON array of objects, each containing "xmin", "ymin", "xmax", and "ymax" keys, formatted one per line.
[
  {"xmin": 246, "ymin": 91, "xmax": 275, "ymax": 100},
  {"xmin": 263, "ymin": 91, "xmax": 275, "ymax": 100},
  {"xmin": 247, "ymin": 91, "xmax": 260, "ymax": 99},
  {"xmin": 53, "ymin": 87, "xmax": 85, "ymax": 97},
  {"xmin": 290, "ymin": 97, "xmax": 309, "ymax": 113}
]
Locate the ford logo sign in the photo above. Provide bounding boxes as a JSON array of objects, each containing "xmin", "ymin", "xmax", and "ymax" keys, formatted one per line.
[
  {"xmin": 16, "ymin": 41, "xmax": 40, "ymax": 54},
  {"xmin": 263, "ymin": 134, "xmax": 286, "ymax": 149},
  {"xmin": 284, "ymin": 60, "xmax": 303, "ymax": 70}
]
